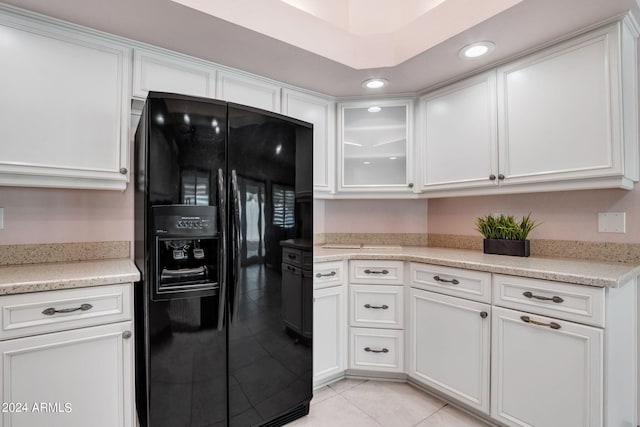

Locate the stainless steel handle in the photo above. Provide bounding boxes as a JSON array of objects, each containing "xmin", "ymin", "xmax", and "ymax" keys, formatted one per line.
[
  {"xmin": 433, "ymin": 275, "xmax": 459, "ymax": 285},
  {"xmin": 315, "ymin": 271, "xmax": 336, "ymax": 278},
  {"xmin": 364, "ymin": 269, "xmax": 389, "ymax": 275},
  {"xmin": 42, "ymin": 303, "xmax": 92, "ymax": 316},
  {"xmin": 230, "ymin": 170, "xmax": 241, "ymax": 323},
  {"xmin": 364, "ymin": 347, "xmax": 389, "ymax": 353},
  {"xmin": 216, "ymin": 169, "xmax": 227, "ymax": 331},
  {"xmin": 522, "ymin": 291, "xmax": 564, "ymax": 303},
  {"xmin": 520, "ymin": 315, "xmax": 561, "ymax": 330},
  {"xmin": 122, "ymin": 331, "xmax": 132, "ymax": 339},
  {"xmin": 364, "ymin": 304, "xmax": 389, "ymax": 310}
]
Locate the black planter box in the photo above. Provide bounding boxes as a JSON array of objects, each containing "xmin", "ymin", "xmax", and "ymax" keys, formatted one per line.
[{"xmin": 483, "ymin": 239, "xmax": 530, "ymax": 257}]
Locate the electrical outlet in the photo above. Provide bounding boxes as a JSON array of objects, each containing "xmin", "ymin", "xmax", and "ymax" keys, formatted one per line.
[{"xmin": 598, "ymin": 212, "xmax": 626, "ymax": 233}]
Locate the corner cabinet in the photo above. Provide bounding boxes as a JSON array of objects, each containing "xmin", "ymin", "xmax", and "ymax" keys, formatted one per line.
[
  {"xmin": 337, "ymin": 99, "xmax": 416, "ymax": 196},
  {"xmin": 420, "ymin": 16, "xmax": 639, "ymax": 197},
  {"xmin": 0, "ymin": 284, "xmax": 135, "ymax": 427},
  {"xmin": 0, "ymin": 8, "xmax": 132, "ymax": 190}
]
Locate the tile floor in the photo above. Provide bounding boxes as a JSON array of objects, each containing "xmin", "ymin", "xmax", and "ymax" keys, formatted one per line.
[{"xmin": 289, "ymin": 379, "xmax": 491, "ymax": 427}]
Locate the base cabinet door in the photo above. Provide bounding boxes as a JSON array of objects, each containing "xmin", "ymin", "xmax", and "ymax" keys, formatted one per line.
[
  {"xmin": 409, "ymin": 288, "xmax": 490, "ymax": 413},
  {"xmin": 491, "ymin": 307, "xmax": 603, "ymax": 427},
  {"xmin": 313, "ymin": 285, "xmax": 347, "ymax": 387},
  {"xmin": 0, "ymin": 321, "xmax": 134, "ymax": 427}
]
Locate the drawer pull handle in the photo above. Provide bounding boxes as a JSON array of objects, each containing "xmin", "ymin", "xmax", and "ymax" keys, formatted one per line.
[
  {"xmin": 364, "ymin": 269, "xmax": 389, "ymax": 275},
  {"xmin": 364, "ymin": 347, "xmax": 389, "ymax": 354},
  {"xmin": 364, "ymin": 304, "xmax": 389, "ymax": 310},
  {"xmin": 42, "ymin": 303, "xmax": 93, "ymax": 316},
  {"xmin": 316, "ymin": 271, "xmax": 336, "ymax": 278},
  {"xmin": 288, "ymin": 254, "xmax": 297, "ymax": 259},
  {"xmin": 520, "ymin": 315, "xmax": 561, "ymax": 330},
  {"xmin": 522, "ymin": 291, "xmax": 564, "ymax": 303},
  {"xmin": 433, "ymin": 275, "xmax": 459, "ymax": 285}
]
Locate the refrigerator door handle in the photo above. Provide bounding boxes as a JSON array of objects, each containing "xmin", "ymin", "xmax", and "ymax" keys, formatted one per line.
[
  {"xmin": 230, "ymin": 169, "xmax": 242, "ymax": 323},
  {"xmin": 216, "ymin": 169, "xmax": 227, "ymax": 331}
]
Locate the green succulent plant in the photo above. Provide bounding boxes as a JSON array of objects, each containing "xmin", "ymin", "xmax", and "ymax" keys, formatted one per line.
[{"xmin": 475, "ymin": 213, "xmax": 540, "ymax": 241}]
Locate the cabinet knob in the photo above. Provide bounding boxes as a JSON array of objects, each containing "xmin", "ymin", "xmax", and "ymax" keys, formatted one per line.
[
  {"xmin": 122, "ymin": 331, "xmax": 132, "ymax": 339},
  {"xmin": 119, "ymin": 167, "xmax": 128, "ymax": 175},
  {"xmin": 498, "ymin": 174, "xmax": 505, "ymax": 180},
  {"xmin": 408, "ymin": 182, "xmax": 414, "ymax": 188},
  {"xmin": 480, "ymin": 311, "xmax": 488, "ymax": 319},
  {"xmin": 489, "ymin": 174, "xmax": 496, "ymax": 181}
]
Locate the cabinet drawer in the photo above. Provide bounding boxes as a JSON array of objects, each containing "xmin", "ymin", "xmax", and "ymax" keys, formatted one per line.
[
  {"xmin": 493, "ymin": 274, "xmax": 605, "ymax": 327},
  {"xmin": 410, "ymin": 263, "xmax": 491, "ymax": 303},
  {"xmin": 313, "ymin": 261, "xmax": 346, "ymax": 290},
  {"xmin": 0, "ymin": 284, "xmax": 132, "ymax": 340},
  {"xmin": 349, "ymin": 327, "xmax": 404, "ymax": 373},
  {"xmin": 283, "ymin": 248, "xmax": 303, "ymax": 268},
  {"xmin": 350, "ymin": 285, "xmax": 404, "ymax": 329},
  {"xmin": 349, "ymin": 260, "xmax": 404, "ymax": 285}
]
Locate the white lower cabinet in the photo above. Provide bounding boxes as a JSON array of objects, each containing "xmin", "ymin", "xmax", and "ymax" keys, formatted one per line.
[
  {"xmin": 408, "ymin": 288, "xmax": 490, "ymax": 413},
  {"xmin": 0, "ymin": 284, "xmax": 135, "ymax": 427},
  {"xmin": 0, "ymin": 321, "xmax": 134, "ymax": 427},
  {"xmin": 491, "ymin": 306, "xmax": 602, "ymax": 427},
  {"xmin": 313, "ymin": 262, "xmax": 347, "ymax": 388}
]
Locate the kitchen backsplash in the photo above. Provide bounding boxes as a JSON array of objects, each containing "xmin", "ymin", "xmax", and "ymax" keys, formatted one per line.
[
  {"xmin": 0, "ymin": 241, "xmax": 130, "ymax": 266},
  {"xmin": 317, "ymin": 233, "xmax": 640, "ymax": 264}
]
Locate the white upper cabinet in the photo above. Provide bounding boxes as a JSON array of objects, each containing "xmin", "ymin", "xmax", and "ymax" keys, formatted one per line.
[
  {"xmin": 0, "ymin": 9, "xmax": 131, "ymax": 190},
  {"xmin": 420, "ymin": 16, "xmax": 639, "ymax": 197},
  {"xmin": 420, "ymin": 72, "xmax": 498, "ymax": 192},
  {"xmin": 338, "ymin": 99, "xmax": 415, "ymax": 195},
  {"xmin": 216, "ymin": 70, "xmax": 281, "ymax": 112},
  {"xmin": 282, "ymin": 89, "xmax": 336, "ymax": 195},
  {"xmin": 132, "ymin": 48, "xmax": 216, "ymax": 100},
  {"xmin": 497, "ymin": 19, "xmax": 638, "ymax": 191}
]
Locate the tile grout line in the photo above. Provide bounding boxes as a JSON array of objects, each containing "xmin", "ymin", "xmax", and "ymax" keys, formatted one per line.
[{"xmin": 412, "ymin": 403, "xmax": 450, "ymax": 427}]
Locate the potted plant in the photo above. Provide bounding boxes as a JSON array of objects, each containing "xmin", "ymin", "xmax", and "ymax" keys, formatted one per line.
[{"xmin": 475, "ymin": 213, "xmax": 540, "ymax": 257}]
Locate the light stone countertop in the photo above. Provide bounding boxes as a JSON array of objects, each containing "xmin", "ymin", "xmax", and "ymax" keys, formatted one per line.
[
  {"xmin": 0, "ymin": 258, "xmax": 141, "ymax": 296},
  {"xmin": 314, "ymin": 246, "xmax": 640, "ymax": 288}
]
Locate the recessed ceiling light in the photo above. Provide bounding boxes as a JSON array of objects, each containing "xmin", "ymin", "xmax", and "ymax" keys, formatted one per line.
[
  {"xmin": 362, "ymin": 78, "xmax": 388, "ymax": 89},
  {"xmin": 368, "ymin": 106, "xmax": 381, "ymax": 113},
  {"xmin": 459, "ymin": 41, "xmax": 495, "ymax": 59},
  {"xmin": 389, "ymin": 156, "xmax": 397, "ymax": 160},
  {"xmin": 363, "ymin": 161, "xmax": 371, "ymax": 165}
]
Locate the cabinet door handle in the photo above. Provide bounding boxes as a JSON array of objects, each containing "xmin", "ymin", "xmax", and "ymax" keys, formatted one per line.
[
  {"xmin": 498, "ymin": 174, "xmax": 505, "ymax": 180},
  {"xmin": 122, "ymin": 331, "xmax": 132, "ymax": 339},
  {"xmin": 364, "ymin": 269, "xmax": 389, "ymax": 275},
  {"xmin": 42, "ymin": 303, "xmax": 93, "ymax": 316},
  {"xmin": 433, "ymin": 275, "xmax": 459, "ymax": 285},
  {"xmin": 315, "ymin": 271, "xmax": 336, "ymax": 278},
  {"xmin": 288, "ymin": 254, "xmax": 297, "ymax": 259},
  {"xmin": 364, "ymin": 304, "xmax": 389, "ymax": 310},
  {"xmin": 480, "ymin": 311, "xmax": 488, "ymax": 318},
  {"xmin": 520, "ymin": 315, "xmax": 561, "ymax": 330},
  {"xmin": 522, "ymin": 291, "xmax": 564, "ymax": 303},
  {"xmin": 119, "ymin": 167, "xmax": 127, "ymax": 174},
  {"xmin": 489, "ymin": 174, "xmax": 496, "ymax": 181},
  {"xmin": 364, "ymin": 347, "xmax": 389, "ymax": 353}
]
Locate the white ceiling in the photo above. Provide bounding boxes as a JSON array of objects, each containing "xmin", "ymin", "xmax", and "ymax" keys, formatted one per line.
[{"xmin": 2, "ymin": 0, "xmax": 639, "ymax": 97}]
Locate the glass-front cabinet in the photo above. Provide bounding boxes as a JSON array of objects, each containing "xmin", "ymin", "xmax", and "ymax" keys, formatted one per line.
[{"xmin": 338, "ymin": 99, "xmax": 414, "ymax": 194}]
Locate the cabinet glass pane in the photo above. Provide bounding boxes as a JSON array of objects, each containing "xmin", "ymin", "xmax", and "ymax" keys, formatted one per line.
[{"xmin": 343, "ymin": 105, "xmax": 407, "ymax": 186}]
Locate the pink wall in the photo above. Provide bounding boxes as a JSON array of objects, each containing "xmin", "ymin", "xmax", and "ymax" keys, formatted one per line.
[
  {"xmin": 0, "ymin": 186, "xmax": 134, "ymax": 245},
  {"xmin": 428, "ymin": 186, "xmax": 640, "ymax": 243},
  {"xmin": 323, "ymin": 199, "xmax": 428, "ymax": 233}
]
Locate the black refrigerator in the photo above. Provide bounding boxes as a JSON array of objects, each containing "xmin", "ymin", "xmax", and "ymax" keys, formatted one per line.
[{"xmin": 133, "ymin": 92, "xmax": 313, "ymax": 427}]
